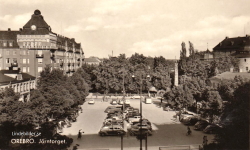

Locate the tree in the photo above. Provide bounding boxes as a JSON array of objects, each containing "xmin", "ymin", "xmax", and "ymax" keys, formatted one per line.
[{"xmin": 208, "ymin": 82, "xmax": 250, "ymax": 150}]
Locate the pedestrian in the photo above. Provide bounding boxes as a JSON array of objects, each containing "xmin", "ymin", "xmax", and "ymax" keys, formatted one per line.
[
  {"xmin": 77, "ymin": 129, "xmax": 84, "ymax": 139},
  {"xmin": 186, "ymin": 126, "xmax": 191, "ymax": 135},
  {"xmin": 203, "ymin": 136, "xmax": 208, "ymax": 146}
]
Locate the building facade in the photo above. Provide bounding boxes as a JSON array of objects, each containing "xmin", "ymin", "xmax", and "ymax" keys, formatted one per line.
[
  {"xmin": 0, "ymin": 10, "xmax": 84, "ymax": 77},
  {"xmin": 213, "ymin": 35, "xmax": 250, "ymax": 72},
  {"xmin": 0, "ymin": 70, "xmax": 36, "ymax": 102}
]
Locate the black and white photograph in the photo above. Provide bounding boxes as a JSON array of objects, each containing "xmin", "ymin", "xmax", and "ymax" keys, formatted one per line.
[{"xmin": 0, "ymin": 0, "xmax": 249, "ymax": 150}]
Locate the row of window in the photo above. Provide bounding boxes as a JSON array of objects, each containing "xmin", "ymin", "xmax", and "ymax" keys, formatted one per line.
[
  {"xmin": 18, "ymin": 35, "xmax": 46, "ymax": 37},
  {"xmin": 1, "ymin": 41, "xmax": 13, "ymax": 47},
  {"xmin": 5, "ymin": 50, "xmax": 30, "ymax": 55},
  {"xmin": 5, "ymin": 58, "xmax": 80, "ymax": 64},
  {"xmin": 5, "ymin": 58, "xmax": 42, "ymax": 64}
]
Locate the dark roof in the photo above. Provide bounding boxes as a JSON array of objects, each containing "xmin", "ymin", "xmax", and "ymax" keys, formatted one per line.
[
  {"xmin": 21, "ymin": 9, "xmax": 51, "ymax": 35},
  {"xmin": 0, "ymin": 70, "xmax": 36, "ymax": 85},
  {"xmin": 0, "ymin": 30, "xmax": 20, "ymax": 48},
  {"xmin": 213, "ymin": 35, "xmax": 250, "ymax": 52}
]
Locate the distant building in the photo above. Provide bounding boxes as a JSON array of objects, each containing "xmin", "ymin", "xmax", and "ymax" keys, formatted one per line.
[
  {"xmin": 0, "ymin": 69, "xmax": 36, "ymax": 102},
  {"xmin": 213, "ymin": 35, "xmax": 250, "ymax": 72},
  {"xmin": 200, "ymin": 49, "xmax": 213, "ymax": 61},
  {"xmin": 0, "ymin": 10, "xmax": 84, "ymax": 77},
  {"xmin": 84, "ymin": 57, "xmax": 102, "ymax": 65}
]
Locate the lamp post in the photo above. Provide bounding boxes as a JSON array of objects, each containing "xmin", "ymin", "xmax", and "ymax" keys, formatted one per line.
[
  {"xmin": 132, "ymin": 73, "xmax": 150, "ymax": 150},
  {"xmin": 119, "ymin": 67, "xmax": 126, "ymax": 150}
]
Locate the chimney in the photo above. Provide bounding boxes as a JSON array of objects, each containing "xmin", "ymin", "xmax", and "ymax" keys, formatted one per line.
[
  {"xmin": 225, "ymin": 36, "xmax": 228, "ymax": 39},
  {"xmin": 19, "ymin": 28, "xmax": 23, "ymax": 31},
  {"xmin": 8, "ymin": 28, "xmax": 11, "ymax": 31}
]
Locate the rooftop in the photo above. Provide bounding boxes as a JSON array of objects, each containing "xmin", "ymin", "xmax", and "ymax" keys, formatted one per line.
[
  {"xmin": 0, "ymin": 70, "xmax": 36, "ymax": 85},
  {"xmin": 210, "ymin": 71, "xmax": 250, "ymax": 82},
  {"xmin": 213, "ymin": 35, "xmax": 250, "ymax": 51}
]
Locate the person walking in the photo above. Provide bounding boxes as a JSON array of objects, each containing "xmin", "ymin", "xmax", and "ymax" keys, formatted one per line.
[
  {"xmin": 77, "ymin": 129, "xmax": 84, "ymax": 139},
  {"xmin": 203, "ymin": 136, "xmax": 208, "ymax": 146},
  {"xmin": 186, "ymin": 126, "xmax": 192, "ymax": 136}
]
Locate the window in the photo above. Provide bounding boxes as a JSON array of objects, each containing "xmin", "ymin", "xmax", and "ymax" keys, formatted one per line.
[
  {"xmin": 245, "ymin": 59, "xmax": 247, "ymax": 62},
  {"xmin": 3, "ymin": 42, "xmax": 7, "ymax": 47},
  {"xmin": 38, "ymin": 58, "xmax": 43, "ymax": 64},
  {"xmin": 27, "ymin": 50, "xmax": 30, "ymax": 55},
  {"xmin": 13, "ymin": 58, "xmax": 17, "ymax": 63},
  {"xmin": 27, "ymin": 59, "xmax": 29, "ymax": 64},
  {"xmin": 23, "ymin": 59, "xmax": 26, "ymax": 64},
  {"xmin": 9, "ymin": 42, "xmax": 13, "ymax": 47},
  {"xmin": 37, "ymin": 50, "xmax": 43, "ymax": 55},
  {"xmin": 6, "ymin": 50, "xmax": 10, "ymax": 55},
  {"xmin": 38, "ymin": 67, "xmax": 43, "ymax": 73},
  {"xmin": 23, "ymin": 67, "xmax": 26, "ymax": 72},
  {"xmin": 23, "ymin": 50, "xmax": 26, "ymax": 55},
  {"xmin": 247, "ymin": 67, "xmax": 249, "ymax": 71},
  {"xmin": 27, "ymin": 67, "xmax": 29, "ymax": 72},
  {"xmin": 6, "ymin": 58, "xmax": 10, "ymax": 64},
  {"xmin": 13, "ymin": 51, "xmax": 17, "ymax": 55}
]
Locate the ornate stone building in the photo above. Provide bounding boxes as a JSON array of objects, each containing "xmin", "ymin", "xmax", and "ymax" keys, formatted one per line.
[{"xmin": 0, "ymin": 10, "xmax": 84, "ymax": 77}]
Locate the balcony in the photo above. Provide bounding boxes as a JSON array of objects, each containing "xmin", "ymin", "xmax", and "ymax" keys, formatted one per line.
[
  {"xmin": 36, "ymin": 54, "xmax": 44, "ymax": 58},
  {"xmin": 11, "ymin": 62, "xmax": 18, "ymax": 67},
  {"xmin": 60, "ymin": 62, "xmax": 64, "ymax": 67},
  {"xmin": 68, "ymin": 63, "xmax": 71, "ymax": 66},
  {"xmin": 66, "ymin": 69, "xmax": 71, "ymax": 73},
  {"xmin": 71, "ymin": 69, "xmax": 75, "ymax": 72}
]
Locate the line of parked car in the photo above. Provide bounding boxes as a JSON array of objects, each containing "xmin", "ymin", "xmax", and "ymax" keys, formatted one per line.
[
  {"xmin": 179, "ymin": 111, "xmax": 223, "ymax": 134},
  {"xmin": 98, "ymin": 98, "xmax": 153, "ymax": 137}
]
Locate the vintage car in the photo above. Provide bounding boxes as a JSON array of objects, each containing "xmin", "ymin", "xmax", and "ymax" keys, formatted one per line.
[{"xmin": 99, "ymin": 125, "xmax": 126, "ymax": 136}]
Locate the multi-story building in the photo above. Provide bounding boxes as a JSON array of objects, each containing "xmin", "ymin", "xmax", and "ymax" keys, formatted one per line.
[
  {"xmin": 213, "ymin": 35, "xmax": 250, "ymax": 72},
  {"xmin": 0, "ymin": 69, "xmax": 36, "ymax": 102},
  {"xmin": 0, "ymin": 9, "xmax": 84, "ymax": 77}
]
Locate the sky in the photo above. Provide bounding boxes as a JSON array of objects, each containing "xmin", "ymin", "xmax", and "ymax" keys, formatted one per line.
[{"xmin": 0, "ymin": 0, "xmax": 250, "ymax": 59}]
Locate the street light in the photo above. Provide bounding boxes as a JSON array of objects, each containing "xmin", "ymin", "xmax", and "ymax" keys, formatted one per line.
[{"xmin": 132, "ymin": 73, "xmax": 150, "ymax": 150}]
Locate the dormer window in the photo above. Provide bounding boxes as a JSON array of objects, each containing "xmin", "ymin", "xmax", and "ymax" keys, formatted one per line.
[
  {"xmin": 3, "ymin": 42, "xmax": 7, "ymax": 47},
  {"xmin": 231, "ymin": 41, "xmax": 234, "ymax": 45}
]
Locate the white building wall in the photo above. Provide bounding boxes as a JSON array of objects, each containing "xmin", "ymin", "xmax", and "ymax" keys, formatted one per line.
[{"xmin": 239, "ymin": 58, "xmax": 250, "ymax": 72}]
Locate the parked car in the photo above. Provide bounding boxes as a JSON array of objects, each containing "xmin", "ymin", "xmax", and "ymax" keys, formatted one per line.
[
  {"xmin": 125, "ymin": 112, "xmax": 140, "ymax": 120},
  {"xmin": 104, "ymin": 106, "xmax": 122, "ymax": 113},
  {"xmin": 182, "ymin": 116, "xmax": 200, "ymax": 125},
  {"xmin": 179, "ymin": 111, "xmax": 197, "ymax": 121},
  {"xmin": 88, "ymin": 99, "xmax": 95, "ymax": 104},
  {"xmin": 106, "ymin": 108, "xmax": 122, "ymax": 114},
  {"xmin": 99, "ymin": 125, "xmax": 126, "ymax": 136},
  {"xmin": 118, "ymin": 99, "xmax": 124, "ymax": 105},
  {"xmin": 129, "ymin": 123, "xmax": 153, "ymax": 136},
  {"xmin": 131, "ymin": 119, "xmax": 152, "ymax": 127},
  {"xmin": 163, "ymin": 104, "xmax": 174, "ymax": 111},
  {"xmin": 128, "ymin": 115, "xmax": 141, "ymax": 124},
  {"xmin": 194, "ymin": 120, "xmax": 210, "ymax": 131},
  {"xmin": 131, "ymin": 95, "xmax": 140, "ymax": 99},
  {"xmin": 110, "ymin": 99, "xmax": 118, "ymax": 105},
  {"xmin": 203, "ymin": 124, "xmax": 222, "ymax": 134},
  {"xmin": 124, "ymin": 99, "xmax": 130, "ymax": 104}
]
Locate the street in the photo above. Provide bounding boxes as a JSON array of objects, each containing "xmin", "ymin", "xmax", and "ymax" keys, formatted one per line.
[{"xmin": 62, "ymin": 97, "xmax": 214, "ymax": 150}]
